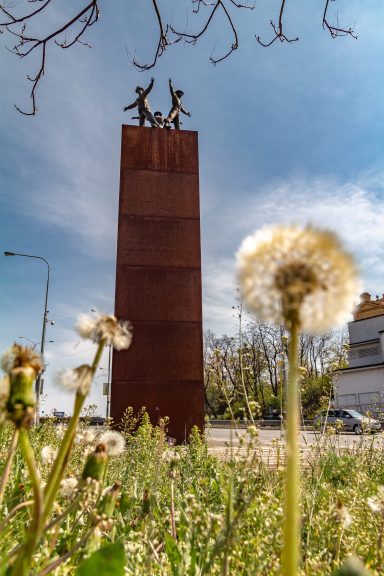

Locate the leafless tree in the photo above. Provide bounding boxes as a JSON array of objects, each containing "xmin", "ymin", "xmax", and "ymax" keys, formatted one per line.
[
  {"xmin": 204, "ymin": 321, "xmax": 348, "ymax": 417},
  {"xmin": 0, "ymin": 0, "xmax": 356, "ymax": 115}
]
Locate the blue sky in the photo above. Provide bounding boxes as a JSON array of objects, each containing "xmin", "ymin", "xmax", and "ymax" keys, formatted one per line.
[{"xmin": 1, "ymin": 1, "xmax": 384, "ymax": 415}]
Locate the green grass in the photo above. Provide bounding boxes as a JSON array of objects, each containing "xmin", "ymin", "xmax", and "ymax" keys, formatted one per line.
[{"xmin": 0, "ymin": 414, "xmax": 383, "ymax": 575}]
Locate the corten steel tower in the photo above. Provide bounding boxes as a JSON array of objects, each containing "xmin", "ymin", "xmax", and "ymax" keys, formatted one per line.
[{"xmin": 111, "ymin": 125, "xmax": 204, "ymax": 442}]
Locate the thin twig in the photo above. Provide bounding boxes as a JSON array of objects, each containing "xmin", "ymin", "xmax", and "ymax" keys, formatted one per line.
[
  {"xmin": 256, "ymin": 0, "xmax": 298, "ymax": 47},
  {"xmin": 2, "ymin": 1, "xmax": 99, "ymax": 114},
  {"xmin": 322, "ymin": 0, "xmax": 357, "ymax": 39}
]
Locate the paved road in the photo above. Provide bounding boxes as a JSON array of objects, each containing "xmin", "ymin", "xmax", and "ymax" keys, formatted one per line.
[{"xmin": 206, "ymin": 426, "xmax": 384, "ymax": 449}]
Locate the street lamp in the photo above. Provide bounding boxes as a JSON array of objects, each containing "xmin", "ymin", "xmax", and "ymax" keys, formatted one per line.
[
  {"xmin": 4, "ymin": 251, "xmax": 51, "ymax": 412},
  {"xmin": 18, "ymin": 336, "xmax": 54, "ymax": 350}
]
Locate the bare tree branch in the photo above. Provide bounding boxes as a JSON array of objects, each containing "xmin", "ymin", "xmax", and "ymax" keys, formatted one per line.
[
  {"xmin": 0, "ymin": 0, "xmax": 357, "ymax": 115},
  {"xmin": 0, "ymin": 0, "xmax": 53, "ymax": 26},
  {"xmin": 1, "ymin": 1, "xmax": 99, "ymax": 115},
  {"xmin": 132, "ymin": 0, "xmax": 171, "ymax": 70},
  {"xmin": 322, "ymin": 0, "xmax": 357, "ymax": 39},
  {"xmin": 256, "ymin": 0, "xmax": 298, "ymax": 47},
  {"xmin": 166, "ymin": 0, "xmax": 255, "ymax": 66}
]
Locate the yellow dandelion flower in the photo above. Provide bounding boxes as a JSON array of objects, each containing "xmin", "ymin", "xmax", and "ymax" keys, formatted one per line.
[{"xmin": 236, "ymin": 224, "xmax": 360, "ymax": 333}]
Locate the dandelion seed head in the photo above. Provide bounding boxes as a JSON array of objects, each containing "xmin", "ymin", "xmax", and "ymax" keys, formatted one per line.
[
  {"xmin": 99, "ymin": 431, "xmax": 125, "ymax": 456},
  {"xmin": 55, "ymin": 424, "xmax": 67, "ymax": 439},
  {"xmin": 0, "ymin": 376, "xmax": 10, "ymax": 419},
  {"xmin": 55, "ymin": 365, "xmax": 93, "ymax": 396},
  {"xmin": 76, "ymin": 313, "xmax": 133, "ymax": 350},
  {"xmin": 41, "ymin": 445, "xmax": 58, "ymax": 464},
  {"xmin": 368, "ymin": 486, "xmax": 384, "ymax": 515},
  {"xmin": 236, "ymin": 224, "xmax": 360, "ymax": 333},
  {"xmin": 60, "ymin": 477, "xmax": 78, "ymax": 497},
  {"xmin": 83, "ymin": 430, "xmax": 96, "ymax": 444},
  {"xmin": 1, "ymin": 349, "xmax": 17, "ymax": 373},
  {"xmin": 367, "ymin": 497, "xmax": 382, "ymax": 514},
  {"xmin": 333, "ymin": 497, "xmax": 353, "ymax": 528},
  {"xmin": 1, "ymin": 344, "xmax": 42, "ymax": 376}
]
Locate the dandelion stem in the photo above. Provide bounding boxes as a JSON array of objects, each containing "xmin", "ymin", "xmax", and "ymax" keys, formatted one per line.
[
  {"xmin": 35, "ymin": 525, "xmax": 98, "ymax": 576},
  {"xmin": 42, "ymin": 392, "xmax": 85, "ymax": 523},
  {"xmin": 11, "ymin": 427, "xmax": 43, "ymax": 575},
  {"xmin": 0, "ymin": 500, "xmax": 33, "ymax": 533},
  {"xmin": 282, "ymin": 318, "xmax": 300, "ymax": 576},
  {"xmin": 43, "ymin": 339, "xmax": 105, "ymax": 526},
  {"xmin": 92, "ymin": 338, "xmax": 106, "ymax": 371},
  {"xmin": 170, "ymin": 477, "xmax": 177, "ymax": 540},
  {"xmin": 377, "ymin": 517, "xmax": 384, "ymax": 565},
  {"xmin": 0, "ymin": 427, "xmax": 19, "ymax": 507},
  {"xmin": 222, "ymin": 467, "xmax": 234, "ymax": 576},
  {"xmin": 44, "ymin": 493, "xmax": 82, "ymax": 533},
  {"xmin": 335, "ymin": 527, "xmax": 343, "ymax": 565},
  {"xmin": 238, "ymin": 297, "xmax": 255, "ymax": 425}
]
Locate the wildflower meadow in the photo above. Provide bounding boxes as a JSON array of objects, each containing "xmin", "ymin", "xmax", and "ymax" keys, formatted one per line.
[{"xmin": 1, "ymin": 225, "xmax": 382, "ymax": 575}]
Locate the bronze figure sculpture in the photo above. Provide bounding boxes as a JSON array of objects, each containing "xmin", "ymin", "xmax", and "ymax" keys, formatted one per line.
[
  {"xmin": 154, "ymin": 111, "xmax": 166, "ymax": 128},
  {"xmin": 165, "ymin": 78, "xmax": 191, "ymax": 130},
  {"xmin": 123, "ymin": 77, "xmax": 160, "ymax": 127}
]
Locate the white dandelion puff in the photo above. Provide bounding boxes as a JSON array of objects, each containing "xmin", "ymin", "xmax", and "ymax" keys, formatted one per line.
[
  {"xmin": 60, "ymin": 477, "xmax": 79, "ymax": 497},
  {"xmin": 75, "ymin": 430, "xmax": 96, "ymax": 445},
  {"xmin": 55, "ymin": 424, "xmax": 67, "ymax": 439},
  {"xmin": 83, "ymin": 430, "xmax": 96, "ymax": 444},
  {"xmin": 55, "ymin": 365, "xmax": 93, "ymax": 396},
  {"xmin": 76, "ymin": 313, "xmax": 133, "ymax": 351},
  {"xmin": 55, "ymin": 369, "xmax": 78, "ymax": 392},
  {"xmin": 1, "ymin": 344, "xmax": 42, "ymax": 376},
  {"xmin": 41, "ymin": 446, "xmax": 58, "ymax": 464},
  {"xmin": 368, "ymin": 486, "xmax": 384, "ymax": 515},
  {"xmin": 98, "ymin": 431, "xmax": 125, "ymax": 456},
  {"xmin": 0, "ymin": 375, "xmax": 10, "ymax": 401},
  {"xmin": 1, "ymin": 348, "xmax": 17, "ymax": 373},
  {"xmin": 75, "ymin": 433, "xmax": 85, "ymax": 445},
  {"xmin": 368, "ymin": 497, "xmax": 382, "ymax": 514},
  {"xmin": 236, "ymin": 224, "xmax": 361, "ymax": 333},
  {"xmin": 333, "ymin": 498, "xmax": 353, "ymax": 529}
]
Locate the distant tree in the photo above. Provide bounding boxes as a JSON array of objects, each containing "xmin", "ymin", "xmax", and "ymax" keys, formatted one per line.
[
  {"xmin": 0, "ymin": 0, "xmax": 356, "ymax": 115},
  {"xmin": 204, "ymin": 320, "xmax": 348, "ymax": 418}
]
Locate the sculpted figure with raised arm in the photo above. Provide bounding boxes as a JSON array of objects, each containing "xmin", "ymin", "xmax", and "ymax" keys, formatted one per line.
[
  {"xmin": 123, "ymin": 77, "xmax": 160, "ymax": 127},
  {"xmin": 165, "ymin": 78, "xmax": 191, "ymax": 130}
]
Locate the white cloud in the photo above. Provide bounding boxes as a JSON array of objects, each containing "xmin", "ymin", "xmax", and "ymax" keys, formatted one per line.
[{"xmin": 202, "ymin": 171, "xmax": 384, "ymax": 334}]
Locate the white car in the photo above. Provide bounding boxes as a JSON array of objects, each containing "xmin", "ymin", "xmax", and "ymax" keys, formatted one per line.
[{"xmin": 313, "ymin": 408, "xmax": 381, "ymax": 435}]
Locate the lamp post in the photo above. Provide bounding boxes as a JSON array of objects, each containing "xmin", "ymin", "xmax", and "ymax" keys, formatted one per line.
[
  {"xmin": 4, "ymin": 252, "xmax": 51, "ymax": 413},
  {"xmin": 106, "ymin": 343, "xmax": 112, "ymax": 419},
  {"xmin": 18, "ymin": 336, "xmax": 54, "ymax": 350}
]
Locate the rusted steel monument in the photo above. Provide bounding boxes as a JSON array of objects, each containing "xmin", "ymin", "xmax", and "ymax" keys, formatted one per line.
[{"xmin": 111, "ymin": 125, "xmax": 204, "ymax": 442}]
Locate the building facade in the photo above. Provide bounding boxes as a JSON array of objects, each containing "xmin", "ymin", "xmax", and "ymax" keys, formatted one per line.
[{"xmin": 335, "ymin": 292, "xmax": 384, "ymax": 414}]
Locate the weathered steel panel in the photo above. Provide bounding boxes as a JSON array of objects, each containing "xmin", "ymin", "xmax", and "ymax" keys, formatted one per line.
[
  {"xmin": 115, "ymin": 266, "xmax": 202, "ymax": 322},
  {"xmin": 113, "ymin": 322, "xmax": 204, "ymax": 382},
  {"xmin": 116, "ymin": 215, "xmax": 201, "ymax": 269},
  {"xmin": 120, "ymin": 125, "xmax": 198, "ymax": 173},
  {"xmin": 111, "ymin": 126, "xmax": 204, "ymax": 442},
  {"xmin": 119, "ymin": 170, "xmax": 200, "ymax": 219}
]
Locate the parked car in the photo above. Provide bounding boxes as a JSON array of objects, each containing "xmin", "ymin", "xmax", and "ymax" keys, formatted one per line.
[
  {"xmin": 313, "ymin": 408, "xmax": 381, "ymax": 435},
  {"xmin": 89, "ymin": 416, "xmax": 105, "ymax": 426}
]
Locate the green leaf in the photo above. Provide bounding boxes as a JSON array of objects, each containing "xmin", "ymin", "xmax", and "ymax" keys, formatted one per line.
[
  {"xmin": 164, "ymin": 533, "xmax": 182, "ymax": 576},
  {"xmin": 76, "ymin": 542, "xmax": 125, "ymax": 576}
]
